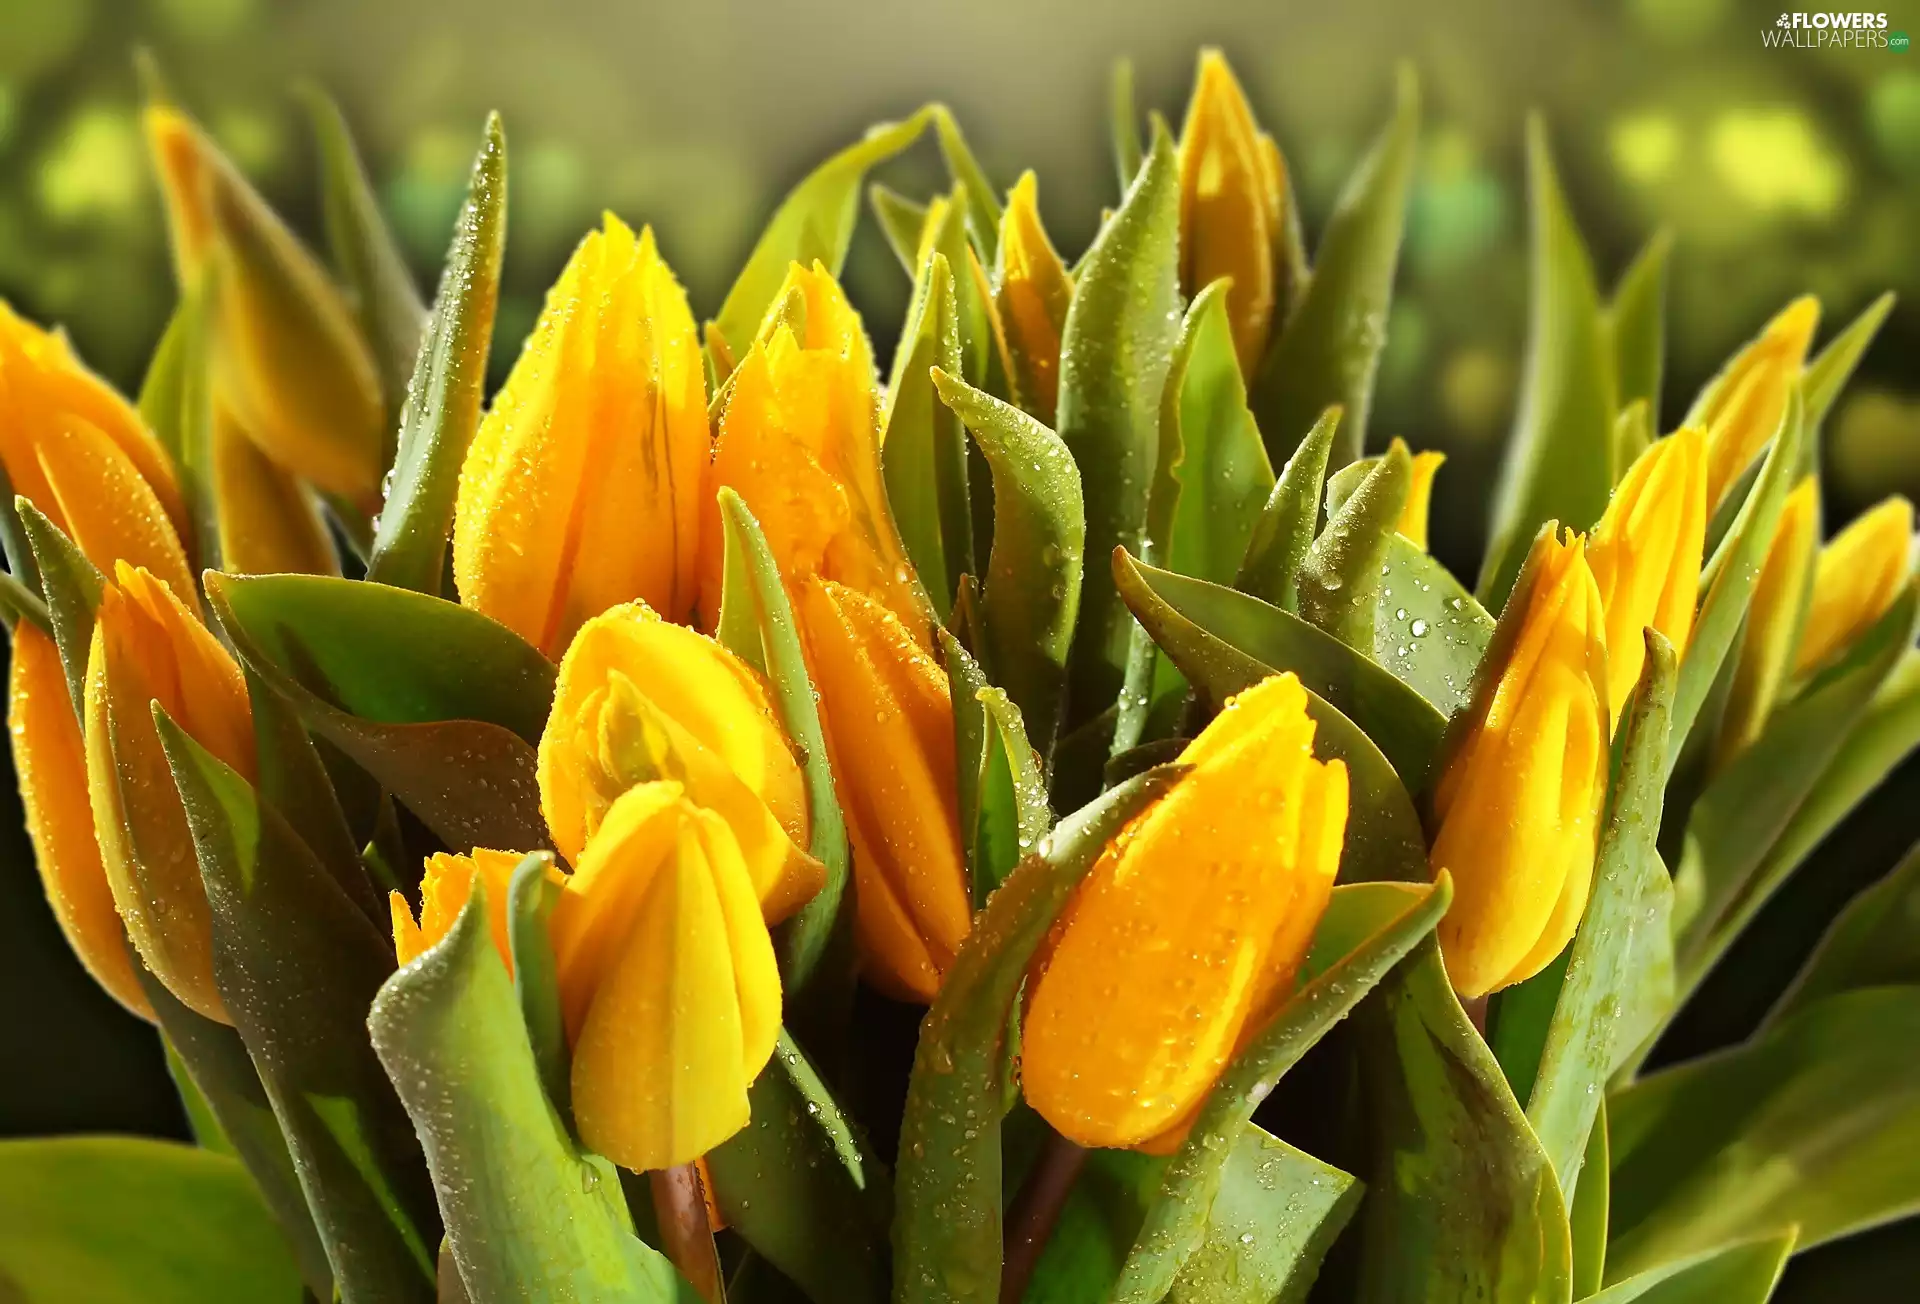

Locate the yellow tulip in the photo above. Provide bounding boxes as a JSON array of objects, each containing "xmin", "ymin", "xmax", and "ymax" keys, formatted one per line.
[
  {"xmin": 388, "ymin": 785, "xmax": 783, "ymax": 1172},
  {"xmin": 9, "ymin": 623, "xmax": 153, "ymax": 1019},
  {"xmin": 211, "ymin": 401, "xmax": 339, "ymax": 576},
  {"xmin": 995, "ymin": 172, "xmax": 1073, "ymax": 420},
  {"xmin": 1397, "ymin": 448, "xmax": 1446, "ymax": 551},
  {"xmin": 453, "ymin": 216, "xmax": 708, "ymax": 654},
  {"xmin": 552, "ymin": 782, "xmax": 782, "ymax": 1173},
  {"xmin": 1588, "ymin": 428, "xmax": 1708, "ymax": 722},
  {"xmin": 390, "ymin": 848, "xmax": 528, "ymax": 972},
  {"xmin": 84, "ymin": 563, "xmax": 255, "ymax": 1022},
  {"xmin": 0, "ymin": 304, "xmax": 194, "ymax": 598},
  {"xmin": 1177, "ymin": 49, "xmax": 1288, "ymax": 375},
  {"xmin": 701, "ymin": 263, "xmax": 926, "ymax": 637},
  {"xmin": 1694, "ymin": 297, "xmax": 1818, "ymax": 510},
  {"xmin": 146, "ymin": 106, "xmax": 386, "ymax": 507},
  {"xmin": 1794, "ymin": 496, "xmax": 1914, "ymax": 676},
  {"xmin": 537, "ymin": 602, "xmax": 821, "ymax": 920},
  {"xmin": 796, "ymin": 578, "xmax": 967, "ymax": 1002},
  {"xmin": 1023, "ymin": 673, "xmax": 1347, "ymax": 1152},
  {"xmin": 1718, "ymin": 476, "xmax": 1820, "ymax": 763},
  {"xmin": 1433, "ymin": 529, "xmax": 1609, "ymax": 1000}
]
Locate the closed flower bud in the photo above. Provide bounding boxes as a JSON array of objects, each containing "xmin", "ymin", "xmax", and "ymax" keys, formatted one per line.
[
  {"xmin": 84, "ymin": 563, "xmax": 255, "ymax": 1022},
  {"xmin": 0, "ymin": 304, "xmax": 194, "ymax": 598},
  {"xmin": 1588, "ymin": 428, "xmax": 1708, "ymax": 722},
  {"xmin": 1433, "ymin": 529, "xmax": 1608, "ymax": 1000},
  {"xmin": 210, "ymin": 401, "xmax": 338, "ymax": 576},
  {"xmin": 1795, "ymin": 495, "xmax": 1914, "ymax": 676},
  {"xmin": 454, "ymin": 217, "xmax": 709, "ymax": 654},
  {"xmin": 1177, "ymin": 49, "xmax": 1289, "ymax": 375},
  {"xmin": 1718, "ymin": 476, "xmax": 1820, "ymax": 763},
  {"xmin": 1397, "ymin": 448, "xmax": 1446, "ymax": 551},
  {"xmin": 10, "ymin": 623, "xmax": 152, "ymax": 1018},
  {"xmin": 1694, "ymin": 297, "xmax": 1818, "ymax": 510},
  {"xmin": 550, "ymin": 782, "xmax": 782, "ymax": 1173},
  {"xmin": 797, "ymin": 578, "xmax": 967, "ymax": 1002},
  {"xmin": 994, "ymin": 172, "xmax": 1073, "ymax": 421},
  {"xmin": 702, "ymin": 263, "xmax": 926, "ymax": 636},
  {"xmin": 1023, "ymin": 673, "xmax": 1347, "ymax": 1151},
  {"xmin": 146, "ymin": 105, "xmax": 386, "ymax": 506},
  {"xmin": 538, "ymin": 602, "xmax": 821, "ymax": 920}
]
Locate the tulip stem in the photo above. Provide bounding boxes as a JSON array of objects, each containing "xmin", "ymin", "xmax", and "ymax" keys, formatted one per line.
[
  {"xmin": 1462, "ymin": 995, "xmax": 1490, "ymax": 1038},
  {"xmin": 1001, "ymin": 1129, "xmax": 1088, "ymax": 1303},
  {"xmin": 649, "ymin": 1163, "xmax": 727, "ymax": 1303}
]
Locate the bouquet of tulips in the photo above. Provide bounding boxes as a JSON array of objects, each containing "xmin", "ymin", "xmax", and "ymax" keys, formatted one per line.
[{"xmin": 4, "ymin": 46, "xmax": 1918, "ymax": 1304}]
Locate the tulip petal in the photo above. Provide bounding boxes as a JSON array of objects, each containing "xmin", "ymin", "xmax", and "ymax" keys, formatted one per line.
[
  {"xmin": 9, "ymin": 623, "xmax": 152, "ymax": 1018},
  {"xmin": 210, "ymin": 403, "xmax": 338, "ymax": 576},
  {"xmin": 35, "ymin": 418, "xmax": 196, "ymax": 614},
  {"xmin": 1178, "ymin": 50, "xmax": 1281, "ymax": 374},
  {"xmin": 1795, "ymin": 496, "xmax": 1914, "ymax": 676}
]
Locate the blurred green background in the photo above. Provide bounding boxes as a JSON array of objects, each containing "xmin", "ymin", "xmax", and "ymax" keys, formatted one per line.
[{"xmin": 2, "ymin": 0, "xmax": 1917, "ymax": 1293}]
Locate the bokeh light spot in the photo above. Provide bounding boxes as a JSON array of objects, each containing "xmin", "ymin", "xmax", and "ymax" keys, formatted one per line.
[
  {"xmin": 1868, "ymin": 72, "xmax": 1920, "ymax": 179},
  {"xmin": 36, "ymin": 107, "xmax": 142, "ymax": 224},
  {"xmin": 1708, "ymin": 108, "xmax": 1846, "ymax": 217},
  {"xmin": 1610, "ymin": 113, "xmax": 1681, "ymax": 187}
]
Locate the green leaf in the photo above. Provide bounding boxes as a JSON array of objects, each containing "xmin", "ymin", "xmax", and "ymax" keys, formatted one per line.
[
  {"xmin": 304, "ymin": 87, "xmax": 429, "ymax": 415},
  {"xmin": 138, "ymin": 281, "xmax": 221, "ymax": 573},
  {"xmin": 0, "ymin": 461, "xmax": 43, "ymax": 599},
  {"xmin": 367, "ymin": 115, "xmax": 506, "ymax": 595},
  {"xmin": 16, "ymin": 499, "xmax": 104, "ymax": 717},
  {"xmin": 1248, "ymin": 66, "xmax": 1419, "ymax": 471},
  {"xmin": 1525, "ymin": 632, "xmax": 1675, "ymax": 1200},
  {"xmin": 1671, "ymin": 580, "xmax": 1918, "ymax": 993},
  {"xmin": 1606, "ymin": 230, "xmax": 1672, "ymax": 437},
  {"xmin": 935, "ymin": 368, "xmax": 1085, "ymax": 753},
  {"xmin": 158, "ymin": 713, "xmax": 441, "ymax": 1303},
  {"xmin": 1613, "ymin": 401, "xmax": 1654, "ymax": 487},
  {"xmin": 1671, "ymin": 391, "xmax": 1805, "ymax": 762},
  {"xmin": 1112, "ymin": 878, "xmax": 1450, "ymax": 1304},
  {"xmin": 893, "ymin": 766, "xmax": 1186, "ymax": 1304},
  {"xmin": 1591, "ymin": 1232, "xmax": 1794, "ymax": 1304},
  {"xmin": 1054, "ymin": 120, "xmax": 1182, "ymax": 734},
  {"xmin": 1353, "ymin": 939, "xmax": 1572, "ymax": 1304},
  {"xmin": 1235, "ymin": 406, "xmax": 1340, "ymax": 612},
  {"xmin": 1769, "ymin": 838, "xmax": 1920, "ymax": 1026},
  {"xmin": 870, "ymin": 183, "xmax": 930, "ymax": 275},
  {"xmin": 366, "ymin": 877, "xmax": 697, "ymax": 1304},
  {"xmin": 163, "ymin": 1034, "xmax": 233, "ymax": 1155},
  {"xmin": 1570, "ymin": 1103, "xmax": 1610, "ymax": 1299},
  {"xmin": 1803, "ymin": 291, "xmax": 1895, "ymax": 435},
  {"xmin": 506, "ymin": 852, "xmax": 569, "ymax": 1118},
  {"xmin": 1607, "ymin": 987, "xmax": 1920, "ymax": 1274},
  {"xmin": 1299, "ymin": 441, "xmax": 1410, "ymax": 651},
  {"xmin": 1477, "ymin": 116, "xmax": 1618, "ymax": 611},
  {"xmin": 1113, "ymin": 549, "xmax": 1428, "ymax": 885},
  {"xmin": 882, "ymin": 253, "xmax": 970, "ymax": 614},
  {"xmin": 931, "ymin": 105, "xmax": 1003, "ymax": 259},
  {"xmin": 138, "ymin": 971, "xmax": 335, "ymax": 1299},
  {"xmin": 207, "ymin": 573, "xmax": 555, "ymax": 853},
  {"xmin": 1372, "ymin": 535, "xmax": 1493, "ymax": 718},
  {"xmin": 708, "ymin": 1033, "xmax": 890, "ymax": 1304},
  {"xmin": 0, "ymin": 565, "xmax": 50, "ymax": 636},
  {"xmin": 1108, "ymin": 60, "xmax": 1144, "ymax": 194},
  {"xmin": 713, "ymin": 108, "xmax": 934, "ymax": 351},
  {"xmin": 714, "ymin": 491, "xmax": 853, "ymax": 1015},
  {"xmin": 1116, "ymin": 550, "xmax": 1447, "ymax": 795},
  {"xmin": 943, "ymin": 627, "xmax": 1001, "ymax": 908},
  {"xmin": 0, "ymin": 1137, "xmax": 305, "ymax": 1303}
]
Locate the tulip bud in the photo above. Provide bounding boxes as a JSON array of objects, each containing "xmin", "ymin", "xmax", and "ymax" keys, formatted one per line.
[
  {"xmin": 1023, "ymin": 673, "xmax": 1347, "ymax": 1151},
  {"xmin": 549, "ymin": 782, "xmax": 782, "ymax": 1173},
  {"xmin": 1588, "ymin": 428, "xmax": 1708, "ymax": 722},
  {"xmin": 84, "ymin": 563, "xmax": 255, "ymax": 1022},
  {"xmin": 1718, "ymin": 476, "xmax": 1820, "ymax": 764},
  {"xmin": 1177, "ymin": 49, "xmax": 1289, "ymax": 374},
  {"xmin": 454, "ymin": 216, "xmax": 709, "ymax": 654},
  {"xmin": 1397, "ymin": 448, "xmax": 1446, "ymax": 551},
  {"xmin": 702, "ymin": 263, "xmax": 926, "ymax": 636},
  {"xmin": 1433, "ymin": 528, "xmax": 1608, "ymax": 1000},
  {"xmin": 995, "ymin": 172, "xmax": 1073, "ymax": 420},
  {"xmin": 0, "ymin": 304, "xmax": 193, "ymax": 597},
  {"xmin": 146, "ymin": 105, "xmax": 386, "ymax": 506},
  {"xmin": 390, "ymin": 848, "xmax": 529, "ymax": 972},
  {"xmin": 10, "ymin": 623, "xmax": 152, "ymax": 1018},
  {"xmin": 1794, "ymin": 495, "xmax": 1915, "ymax": 677},
  {"xmin": 796, "ymin": 578, "xmax": 967, "ymax": 1002},
  {"xmin": 1693, "ymin": 297, "xmax": 1818, "ymax": 510},
  {"xmin": 538, "ymin": 603, "xmax": 821, "ymax": 921},
  {"xmin": 211, "ymin": 400, "xmax": 339, "ymax": 576}
]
